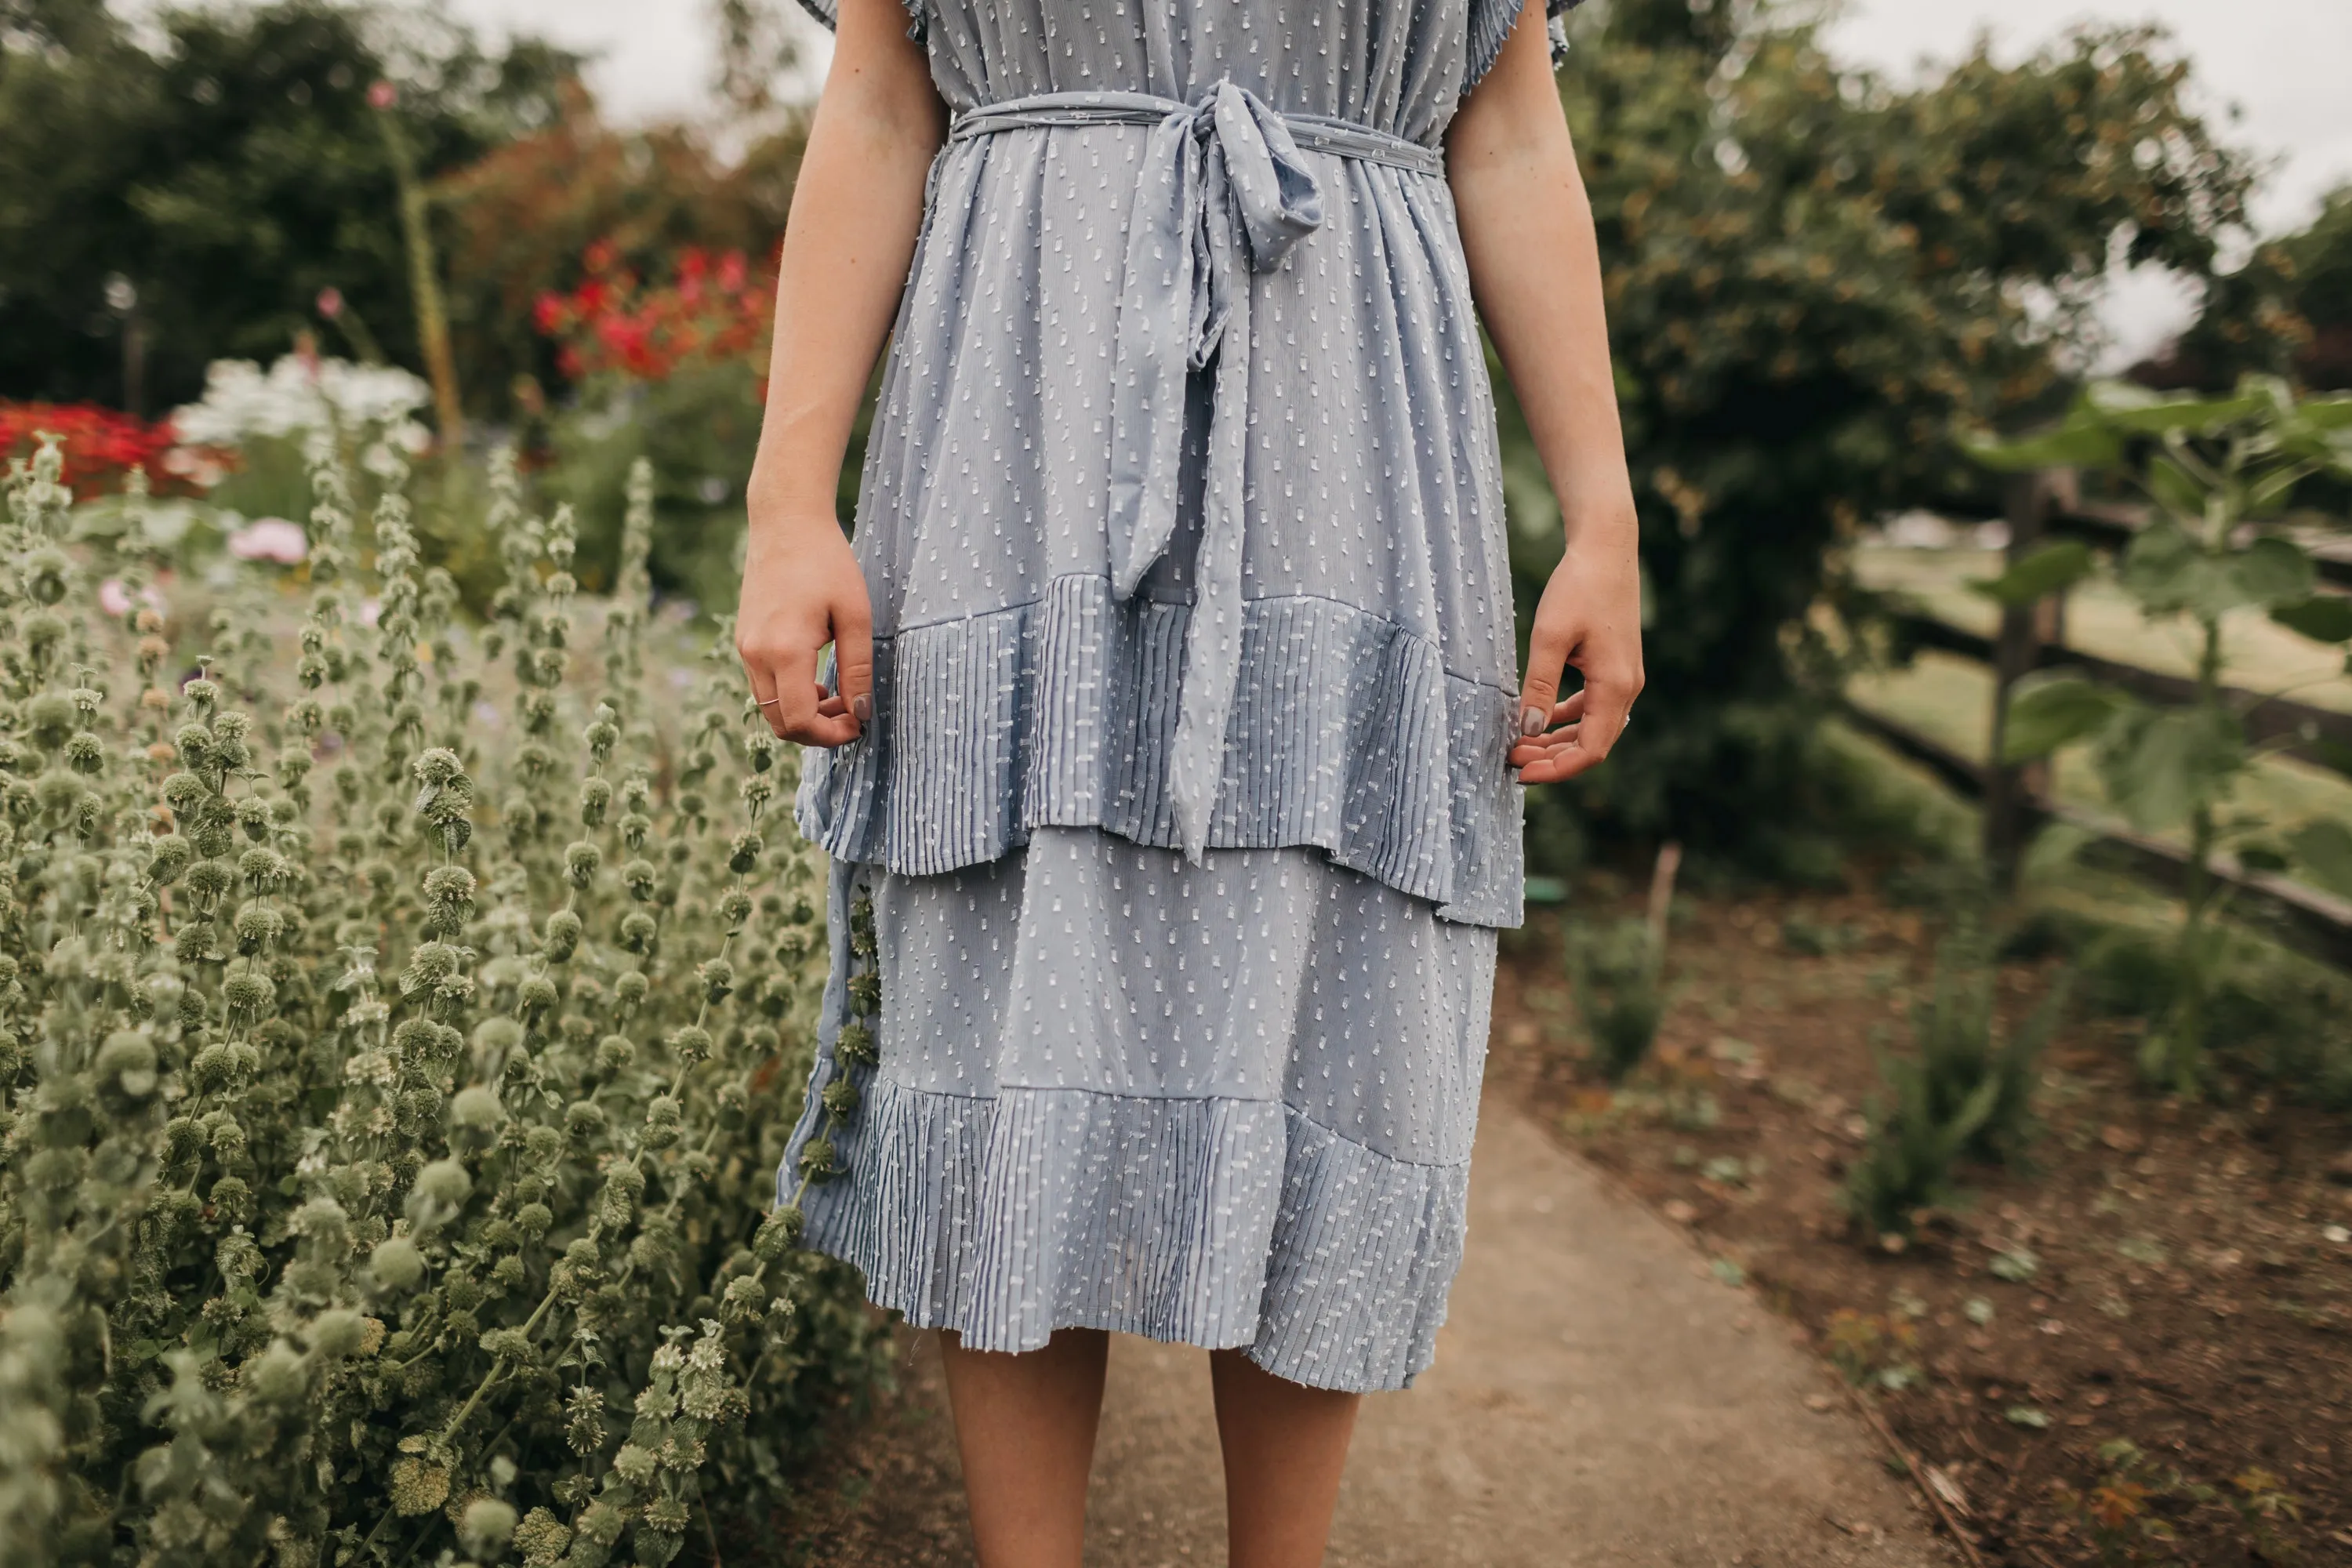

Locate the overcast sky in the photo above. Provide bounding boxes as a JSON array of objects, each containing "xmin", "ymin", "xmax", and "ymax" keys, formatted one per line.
[{"xmin": 448, "ymin": 0, "xmax": 2351, "ymax": 360}]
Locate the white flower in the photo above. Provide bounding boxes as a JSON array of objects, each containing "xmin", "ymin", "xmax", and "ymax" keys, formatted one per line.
[{"xmin": 171, "ymin": 354, "xmax": 432, "ymax": 449}]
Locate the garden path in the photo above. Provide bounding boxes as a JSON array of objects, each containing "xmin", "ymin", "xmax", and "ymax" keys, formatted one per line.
[{"xmin": 809, "ymin": 1095, "xmax": 1956, "ymax": 1566}]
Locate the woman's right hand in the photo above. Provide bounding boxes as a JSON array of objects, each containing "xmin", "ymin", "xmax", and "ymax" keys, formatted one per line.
[{"xmin": 735, "ymin": 511, "xmax": 873, "ymax": 746}]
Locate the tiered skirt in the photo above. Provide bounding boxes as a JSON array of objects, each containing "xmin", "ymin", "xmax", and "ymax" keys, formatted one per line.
[{"xmin": 780, "ymin": 826, "xmax": 1496, "ymax": 1392}]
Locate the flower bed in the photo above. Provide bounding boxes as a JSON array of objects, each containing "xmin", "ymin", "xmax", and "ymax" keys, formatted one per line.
[{"xmin": 0, "ymin": 437, "xmax": 880, "ymax": 1566}]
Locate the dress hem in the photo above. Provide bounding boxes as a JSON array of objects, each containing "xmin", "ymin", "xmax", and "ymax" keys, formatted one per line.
[{"xmin": 782, "ymin": 1065, "xmax": 1472, "ymax": 1395}]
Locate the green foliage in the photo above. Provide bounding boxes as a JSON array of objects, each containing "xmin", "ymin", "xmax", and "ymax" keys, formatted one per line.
[
  {"xmin": 1842, "ymin": 1058, "xmax": 1996, "ymax": 1243},
  {"xmin": 0, "ymin": 2, "xmax": 580, "ymax": 411},
  {"xmin": 1508, "ymin": 4, "xmax": 2256, "ymax": 866},
  {"xmin": 1843, "ymin": 935, "xmax": 2065, "ymax": 1237},
  {"xmin": 1565, "ymin": 916, "xmax": 1666, "ymax": 1082},
  {"xmin": 1907, "ymin": 931, "xmax": 2069, "ymax": 1167},
  {"xmin": 2015, "ymin": 889, "xmax": 2352, "ymax": 1111},
  {"xmin": 0, "ymin": 437, "xmax": 878, "ymax": 1565},
  {"xmin": 1966, "ymin": 376, "xmax": 2352, "ymax": 1094},
  {"xmin": 541, "ymin": 365, "xmax": 767, "ymax": 612},
  {"xmin": 1969, "ymin": 539, "xmax": 2096, "ymax": 608}
]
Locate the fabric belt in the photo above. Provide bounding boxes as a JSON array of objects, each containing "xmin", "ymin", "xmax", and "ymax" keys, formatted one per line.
[{"xmin": 947, "ymin": 85, "xmax": 1446, "ymax": 863}]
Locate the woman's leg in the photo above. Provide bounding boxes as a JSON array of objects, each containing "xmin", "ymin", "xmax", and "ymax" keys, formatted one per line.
[
  {"xmin": 1210, "ymin": 1348, "xmax": 1362, "ymax": 1568},
  {"xmin": 938, "ymin": 1327, "xmax": 1109, "ymax": 1568}
]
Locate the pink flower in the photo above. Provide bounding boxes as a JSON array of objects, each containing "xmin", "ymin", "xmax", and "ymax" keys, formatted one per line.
[
  {"xmin": 317, "ymin": 286, "xmax": 345, "ymax": 320},
  {"xmin": 227, "ymin": 517, "xmax": 309, "ymax": 564},
  {"xmin": 99, "ymin": 578, "xmax": 164, "ymax": 618},
  {"xmin": 368, "ymin": 81, "xmax": 397, "ymax": 110}
]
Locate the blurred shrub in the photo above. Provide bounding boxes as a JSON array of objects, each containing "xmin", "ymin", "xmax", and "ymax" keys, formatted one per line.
[
  {"xmin": 0, "ymin": 437, "xmax": 880, "ymax": 1563},
  {"xmin": 0, "ymin": 1, "xmax": 580, "ymax": 412},
  {"xmin": 542, "ymin": 365, "xmax": 768, "ymax": 613},
  {"xmin": 1509, "ymin": 0, "xmax": 2258, "ymax": 873},
  {"xmin": 531, "ymin": 246, "xmax": 786, "ymax": 608},
  {"xmin": 1566, "ymin": 914, "xmax": 1667, "ymax": 1082},
  {"xmin": 2151, "ymin": 183, "xmax": 2352, "ymax": 394},
  {"xmin": 435, "ymin": 92, "xmax": 807, "ymax": 419},
  {"xmin": 1566, "ymin": 845, "xmax": 1682, "ymax": 1082}
]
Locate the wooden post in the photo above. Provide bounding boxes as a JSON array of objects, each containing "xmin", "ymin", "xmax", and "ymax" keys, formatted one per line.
[{"xmin": 1984, "ymin": 471, "xmax": 2056, "ymax": 888}]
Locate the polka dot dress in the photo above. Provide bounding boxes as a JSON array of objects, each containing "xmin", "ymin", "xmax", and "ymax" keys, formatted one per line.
[{"xmin": 780, "ymin": 0, "xmax": 1580, "ymax": 1393}]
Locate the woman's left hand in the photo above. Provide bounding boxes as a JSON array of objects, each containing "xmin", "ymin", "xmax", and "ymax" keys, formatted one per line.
[{"xmin": 1508, "ymin": 530, "xmax": 1644, "ymax": 784}]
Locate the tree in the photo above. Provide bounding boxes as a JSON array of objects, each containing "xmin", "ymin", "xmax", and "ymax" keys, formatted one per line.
[
  {"xmin": 0, "ymin": 2, "xmax": 578, "ymax": 413},
  {"xmin": 1505, "ymin": 0, "xmax": 2259, "ymax": 873},
  {"xmin": 2148, "ymin": 186, "xmax": 2352, "ymax": 392}
]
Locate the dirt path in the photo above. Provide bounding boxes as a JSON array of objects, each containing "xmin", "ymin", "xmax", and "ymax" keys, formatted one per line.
[{"xmin": 797, "ymin": 1094, "xmax": 1955, "ymax": 1566}]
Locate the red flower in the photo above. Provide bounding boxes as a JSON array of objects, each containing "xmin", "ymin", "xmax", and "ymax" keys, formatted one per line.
[
  {"xmin": 535, "ymin": 239, "xmax": 777, "ymax": 387},
  {"xmin": 0, "ymin": 401, "xmax": 220, "ymax": 499}
]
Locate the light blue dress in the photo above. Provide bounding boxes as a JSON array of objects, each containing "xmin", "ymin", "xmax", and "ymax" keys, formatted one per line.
[{"xmin": 781, "ymin": 0, "xmax": 1575, "ymax": 1393}]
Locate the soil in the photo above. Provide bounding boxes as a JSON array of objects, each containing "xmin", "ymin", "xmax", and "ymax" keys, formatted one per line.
[{"xmin": 1490, "ymin": 871, "xmax": 2352, "ymax": 1568}]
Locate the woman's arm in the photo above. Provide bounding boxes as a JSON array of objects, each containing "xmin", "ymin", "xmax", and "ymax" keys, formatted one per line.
[
  {"xmin": 1447, "ymin": 1, "xmax": 1643, "ymax": 783},
  {"xmin": 737, "ymin": 0, "xmax": 946, "ymax": 745}
]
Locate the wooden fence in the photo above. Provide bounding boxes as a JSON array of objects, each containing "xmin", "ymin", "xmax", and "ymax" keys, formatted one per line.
[{"xmin": 1844, "ymin": 473, "xmax": 2352, "ymax": 972}]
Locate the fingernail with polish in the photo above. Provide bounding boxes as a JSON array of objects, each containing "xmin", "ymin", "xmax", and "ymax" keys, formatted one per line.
[
  {"xmin": 851, "ymin": 694, "xmax": 873, "ymax": 724},
  {"xmin": 1521, "ymin": 706, "xmax": 1547, "ymax": 737}
]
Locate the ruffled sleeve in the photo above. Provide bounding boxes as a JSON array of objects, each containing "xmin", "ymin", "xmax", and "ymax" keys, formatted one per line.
[
  {"xmin": 1466, "ymin": 0, "xmax": 1581, "ymax": 94},
  {"xmin": 788, "ymin": 0, "xmax": 927, "ymax": 45}
]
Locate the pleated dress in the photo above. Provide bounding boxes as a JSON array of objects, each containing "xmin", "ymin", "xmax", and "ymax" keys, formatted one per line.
[{"xmin": 779, "ymin": 0, "xmax": 1578, "ymax": 1394}]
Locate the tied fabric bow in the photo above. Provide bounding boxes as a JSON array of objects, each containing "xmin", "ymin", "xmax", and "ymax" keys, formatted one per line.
[{"xmin": 1103, "ymin": 81, "xmax": 1326, "ymax": 864}]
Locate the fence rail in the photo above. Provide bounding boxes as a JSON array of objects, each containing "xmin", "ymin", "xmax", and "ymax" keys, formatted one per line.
[
  {"xmin": 1889, "ymin": 612, "xmax": 2352, "ymax": 768},
  {"xmin": 1852, "ymin": 472, "xmax": 2352, "ymax": 972},
  {"xmin": 2033, "ymin": 490, "xmax": 2352, "ymax": 589},
  {"xmin": 1839, "ymin": 702, "xmax": 2352, "ymax": 972}
]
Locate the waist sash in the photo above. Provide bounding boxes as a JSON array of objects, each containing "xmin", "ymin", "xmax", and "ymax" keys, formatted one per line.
[{"xmin": 946, "ymin": 85, "xmax": 1448, "ymax": 863}]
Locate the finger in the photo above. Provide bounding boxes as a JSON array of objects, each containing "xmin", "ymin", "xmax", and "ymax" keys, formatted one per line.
[
  {"xmin": 740, "ymin": 644, "xmax": 787, "ymax": 739},
  {"xmin": 831, "ymin": 589, "xmax": 876, "ymax": 737},
  {"xmin": 1515, "ymin": 612, "xmax": 1575, "ymax": 741},
  {"xmin": 1507, "ymin": 728, "xmax": 1580, "ymax": 767},
  {"xmin": 771, "ymin": 643, "xmax": 858, "ymax": 748},
  {"xmin": 1515, "ymin": 673, "xmax": 1639, "ymax": 782},
  {"xmin": 1571, "ymin": 666, "xmax": 1639, "ymax": 757}
]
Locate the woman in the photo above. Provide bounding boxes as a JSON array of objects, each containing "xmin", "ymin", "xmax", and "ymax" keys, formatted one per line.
[{"xmin": 738, "ymin": 0, "xmax": 1640, "ymax": 1560}]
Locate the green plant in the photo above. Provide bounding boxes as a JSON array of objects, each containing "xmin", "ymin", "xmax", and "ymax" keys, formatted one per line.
[
  {"xmin": 0, "ymin": 435, "xmax": 880, "ymax": 1566},
  {"xmin": 1842, "ymin": 933, "xmax": 2066, "ymax": 1237},
  {"xmin": 1908, "ymin": 930, "xmax": 2071, "ymax": 1167},
  {"xmin": 1966, "ymin": 376, "xmax": 2352, "ymax": 1095},
  {"xmin": 1566, "ymin": 843, "xmax": 1682, "ymax": 1083},
  {"xmin": 1565, "ymin": 915, "xmax": 1666, "ymax": 1082},
  {"xmin": 1842, "ymin": 1044, "xmax": 1997, "ymax": 1241}
]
